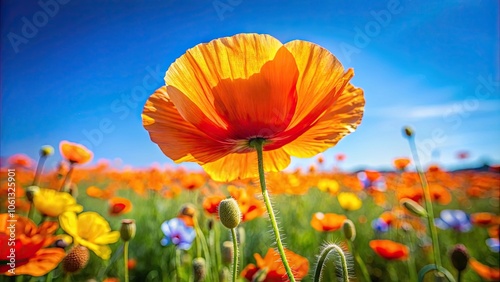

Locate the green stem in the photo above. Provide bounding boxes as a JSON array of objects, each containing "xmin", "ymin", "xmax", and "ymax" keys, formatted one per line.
[
  {"xmin": 457, "ymin": 271, "xmax": 461, "ymax": 282},
  {"xmin": 251, "ymin": 138, "xmax": 296, "ymax": 282},
  {"xmin": 60, "ymin": 163, "xmax": 74, "ymax": 192},
  {"xmin": 231, "ymin": 228, "xmax": 239, "ymax": 282},
  {"xmin": 124, "ymin": 241, "xmax": 130, "ymax": 282},
  {"xmin": 314, "ymin": 243, "xmax": 349, "ymax": 282},
  {"xmin": 175, "ymin": 249, "xmax": 182, "ymax": 282},
  {"xmin": 32, "ymin": 155, "xmax": 47, "ymax": 186},
  {"xmin": 407, "ymin": 136, "xmax": 442, "ymax": 269},
  {"xmin": 348, "ymin": 241, "xmax": 370, "ymax": 282}
]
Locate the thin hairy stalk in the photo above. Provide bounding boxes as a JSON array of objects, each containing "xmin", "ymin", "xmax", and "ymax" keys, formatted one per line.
[
  {"xmin": 231, "ymin": 228, "xmax": 239, "ymax": 282},
  {"xmin": 251, "ymin": 138, "xmax": 296, "ymax": 282},
  {"xmin": 314, "ymin": 244, "xmax": 349, "ymax": 282},
  {"xmin": 407, "ymin": 136, "xmax": 442, "ymax": 269},
  {"xmin": 124, "ymin": 241, "xmax": 130, "ymax": 282},
  {"xmin": 348, "ymin": 241, "xmax": 370, "ymax": 282}
]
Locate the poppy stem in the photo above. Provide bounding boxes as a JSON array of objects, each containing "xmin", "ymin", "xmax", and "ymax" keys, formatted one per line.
[
  {"xmin": 406, "ymin": 134, "xmax": 443, "ymax": 270},
  {"xmin": 32, "ymin": 155, "xmax": 47, "ymax": 186},
  {"xmin": 348, "ymin": 241, "xmax": 371, "ymax": 282},
  {"xmin": 314, "ymin": 243, "xmax": 349, "ymax": 282},
  {"xmin": 230, "ymin": 228, "xmax": 239, "ymax": 282},
  {"xmin": 251, "ymin": 138, "xmax": 296, "ymax": 282},
  {"xmin": 124, "ymin": 241, "xmax": 130, "ymax": 282},
  {"xmin": 61, "ymin": 163, "xmax": 75, "ymax": 192}
]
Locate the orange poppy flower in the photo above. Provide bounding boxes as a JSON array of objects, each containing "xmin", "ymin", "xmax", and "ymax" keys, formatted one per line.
[
  {"xmin": 471, "ymin": 212, "xmax": 500, "ymax": 226},
  {"xmin": 369, "ymin": 240, "xmax": 409, "ymax": 261},
  {"xmin": 142, "ymin": 33, "xmax": 364, "ymax": 182},
  {"xmin": 488, "ymin": 225, "xmax": 499, "ymax": 238},
  {"xmin": 180, "ymin": 173, "xmax": 206, "ymax": 190},
  {"xmin": 108, "ymin": 197, "xmax": 133, "ymax": 216},
  {"xmin": 86, "ymin": 186, "xmax": 113, "ymax": 199},
  {"xmin": 228, "ymin": 185, "xmax": 266, "ymax": 222},
  {"xmin": 469, "ymin": 258, "xmax": 500, "ymax": 281},
  {"xmin": 0, "ymin": 214, "xmax": 65, "ymax": 276},
  {"xmin": 202, "ymin": 195, "xmax": 225, "ymax": 215},
  {"xmin": 241, "ymin": 248, "xmax": 309, "ymax": 281},
  {"xmin": 60, "ymin": 141, "xmax": 93, "ymax": 165},
  {"xmin": 393, "ymin": 158, "xmax": 411, "ymax": 171},
  {"xmin": 7, "ymin": 154, "xmax": 34, "ymax": 169},
  {"xmin": 310, "ymin": 212, "xmax": 347, "ymax": 232}
]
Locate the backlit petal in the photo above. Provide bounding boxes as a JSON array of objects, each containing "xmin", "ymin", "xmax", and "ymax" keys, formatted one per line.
[
  {"xmin": 201, "ymin": 149, "xmax": 290, "ymax": 182},
  {"xmin": 143, "ymin": 87, "xmax": 232, "ymax": 164},
  {"xmin": 5, "ymin": 248, "xmax": 65, "ymax": 277},
  {"xmin": 284, "ymin": 40, "xmax": 351, "ymax": 130},
  {"xmin": 283, "ymin": 83, "xmax": 364, "ymax": 158},
  {"xmin": 165, "ymin": 34, "xmax": 284, "ymax": 129}
]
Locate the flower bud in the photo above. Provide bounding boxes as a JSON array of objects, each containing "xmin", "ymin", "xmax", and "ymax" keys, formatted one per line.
[
  {"xmin": 120, "ymin": 219, "xmax": 136, "ymax": 242},
  {"xmin": 342, "ymin": 219, "xmax": 356, "ymax": 241},
  {"xmin": 63, "ymin": 245, "xmax": 90, "ymax": 273},
  {"xmin": 221, "ymin": 241, "xmax": 234, "ymax": 265},
  {"xmin": 403, "ymin": 126, "xmax": 414, "ymax": 138},
  {"xmin": 219, "ymin": 266, "xmax": 230, "ymax": 282},
  {"xmin": 401, "ymin": 198, "xmax": 428, "ymax": 218},
  {"xmin": 450, "ymin": 244, "xmax": 469, "ymax": 271},
  {"xmin": 193, "ymin": 257, "xmax": 207, "ymax": 282},
  {"xmin": 218, "ymin": 198, "xmax": 241, "ymax": 229},
  {"xmin": 26, "ymin": 186, "xmax": 40, "ymax": 202},
  {"xmin": 40, "ymin": 145, "xmax": 54, "ymax": 157},
  {"xmin": 180, "ymin": 203, "xmax": 197, "ymax": 218}
]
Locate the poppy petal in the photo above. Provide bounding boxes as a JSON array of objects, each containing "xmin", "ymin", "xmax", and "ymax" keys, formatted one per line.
[
  {"xmin": 143, "ymin": 87, "xmax": 232, "ymax": 164},
  {"xmin": 284, "ymin": 40, "xmax": 351, "ymax": 130},
  {"xmin": 283, "ymin": 83, "xmax": 364, "ymax": 158},
  {"xmin": 165, "ymin": 34, "xmax": 285, "ymax": 129},
  {"xmin": 4, "ymin": 248, "xmax": 65, "ymax": 276},
  {"xmin": 201, "ymin": 148, "xmax": 290, "ymax": 182}
]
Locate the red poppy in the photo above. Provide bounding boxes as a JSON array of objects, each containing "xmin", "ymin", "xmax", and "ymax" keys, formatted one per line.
[
  {"xmin": 202, "ymin": 195, "xmax": 225, "ymax": 215},
  {"xmin": 369, "ymin": 240, "xmax": 409, "ymax": 261},
  {"xmin": 241, "ymin": 248, "xmax": 309, "ymax": 281},
  {"xmin": 108, "ymin": 197, "xmax": 132, "ymax": 216},
  {"xmin": 7, "ymin": 154, "xmax": 34, "ymax": 169},
  {"xmin": 0, "ymin": 214, "xmax": 65, "ymax": 276}
]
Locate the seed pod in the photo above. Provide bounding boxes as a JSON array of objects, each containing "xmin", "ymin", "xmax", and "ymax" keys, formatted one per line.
[
  {"xmin": 193, "ymin": 257, "xmax": 206, "ymax": 282},
  {"xmin": 218, "ymin": 198, "xmax": 241, "ymax": 229},
  {"xmin": 120, "ymin": 219, "xmax": 136, "ymax": 241},
  {"xmin": 450, "ymin": 244, "xmax": 469, "ymax": 271},
  {"xmin": 342, "ymin": 219, "xmax": 356, "ymax": 241},
  {"xmin": 401, "ymin": 198, "xmax": 428, "ymax": 218},
  {"xmin": 63, "ymin": 245, "xmax": 90, "ymax": 273}
]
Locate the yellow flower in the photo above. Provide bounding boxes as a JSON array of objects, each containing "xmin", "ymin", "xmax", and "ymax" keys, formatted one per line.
[
  {"xmin": 337, "ymin": 192, "xmax": 362, "ymax": 211},
  {"xmin": 317, "ymin": 179, "xmax": 339, "ymax": 194},
  {"xmin": 33, "ymin": 188, "xmax": 83, "ymax": 217},
  {"xmin": 60, "ymin": 211, "xmax": 120, "ymax": 260}
]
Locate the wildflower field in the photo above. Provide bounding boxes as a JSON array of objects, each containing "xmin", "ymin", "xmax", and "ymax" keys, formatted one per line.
[
  {"xmin": 2, "ymin": 141, "xmax": 500, "ymax": 282},
  {"xmin": 1, "ymin": 34, "xmax": 499, "ymax": 282}
]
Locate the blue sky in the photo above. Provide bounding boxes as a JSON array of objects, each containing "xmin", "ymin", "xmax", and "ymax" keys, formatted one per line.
[{"xmin": 1, "ymin": 0, "xmax": 499, "ymax": 172}]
